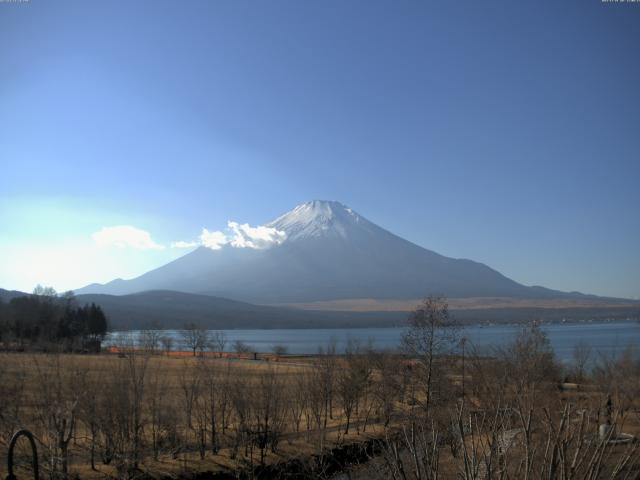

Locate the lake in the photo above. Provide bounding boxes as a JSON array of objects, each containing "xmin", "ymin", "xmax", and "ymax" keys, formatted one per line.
[{"xmin": 107, "ymin": 320, "xmax": 640, "ymax": 363}]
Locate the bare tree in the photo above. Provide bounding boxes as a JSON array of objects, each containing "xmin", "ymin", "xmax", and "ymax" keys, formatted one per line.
[
  {"xmin": 337, "ymin": 338, "xmax": 371, "ymax": 434},
  {"xmin": 125, "ymin": 351, "xmax": 149, "ymax": 472},
  {"xmin": 210, "ymin": 331, "xmax": 227, "ymax": 357},
  {"xmin": 382, "ymin": 420, "xmax": 442, "ymax": 480},
  {"xmin": 181, "ymin": 323, "xmax": 209, "ymax": 356},
  {"xmin": 251, "ymin": 366, "xmax": 286, "ymax": 464},
  {"xmin": 593, "ymin": 344, "xmax": 640, "ymax": 423},
  {"xmin": 229, "ymin": 372, "xmax": 251, "ymax": 460},
  {"xmin": 160, "ymin": 335, "xmax": 174, "ymax": 354},
  {"xmin": 500, "ymin": 322, "xmax": 559, "ymax": 409},
  {"xmin": 147, "ymin": 364, "xmax": 178, "ymax": 461},
  {"xmin": 289, "ymin": 367, "xmax": 309, "ymax": 433},
  {"xmin": 97, "ymin": 351, "xmax": 150, "ymax": 475},
  {"xmin": 233, "ymin": 339, "xmax": 251, "ymax": 354},
  {"xmin": 272, "ymin": 344, "xmax": 288, "ymax": 357},
  {"xmin": 140, "ymin": 324, "xmax": 162, "ymax": 354},
  {"xmin": 191, "ymin": 362, "xmax": 209, "ymax": 459},
  {"xmin": 200, "ymin": 358, "xmax": 223, "ymax": 454},
  {"xmin": 572, "ymin": 339, "xmax": 592, "ymax": 383},
  {"xmin": 317, "ymin": 339, "xmax": 337, "ymax": 423},
  {"xmin": 179, "ymin": 359, "xmax": 201, "ymax": 431},
  {"xmin": 402, "ymin": 295, "xmax": 458, "ymax": 413},
  {"xmin": 216, "ymin": 360, "xmax": 233, "ymax": 435},
  {"xmin": 372, "ymin": 350, "xmax": 401, "ymax": 428},
  {"xmin": 306, "ymin": 341, "xmax": 338, "ymax": 450},
  {"xmin": 32, "ymin": 354, "xmax": 83, "ymax": 478},
  {"xmin": 78, "ymin": 363, "xmax": 104, "ymax": 470}
]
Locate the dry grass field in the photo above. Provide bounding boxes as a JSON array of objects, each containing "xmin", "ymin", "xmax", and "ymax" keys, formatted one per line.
[
  {"xmin": 0, "ymin": 351, "xmax": 394, "ymax": 479},
  {"xmin": 1, "ymin": 318, "xmax": 639, "ymax": 479},
  {"xmin": 279, "ymin": 296, "xmax": 640, "ymax": 312}
]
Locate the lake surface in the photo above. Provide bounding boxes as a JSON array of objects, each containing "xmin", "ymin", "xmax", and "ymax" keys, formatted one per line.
[{"xmin": 107, "ymin": 320, "xmax": 640, "ymax": 363}]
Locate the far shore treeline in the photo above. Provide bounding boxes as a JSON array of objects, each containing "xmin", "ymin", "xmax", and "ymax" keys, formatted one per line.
[{"xmin": 0, "ymin": 285, "xmax": 108, "ymax": 351}]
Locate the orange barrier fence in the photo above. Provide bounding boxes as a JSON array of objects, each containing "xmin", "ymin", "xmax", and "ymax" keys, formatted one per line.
[{"xmin": 104, "ymin": 346, "xmax": 292, "ymax": 361}]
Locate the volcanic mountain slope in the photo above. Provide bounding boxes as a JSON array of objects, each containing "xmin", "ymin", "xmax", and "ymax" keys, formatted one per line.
[{"xmin": 77, "ymin": 200, "xmax": 587, "ymax": 304}]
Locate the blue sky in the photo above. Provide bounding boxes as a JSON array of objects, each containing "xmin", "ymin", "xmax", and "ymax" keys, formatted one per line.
[{"xmin": 1, "ymin": 0, "xmax": 638, "ymax": 298}]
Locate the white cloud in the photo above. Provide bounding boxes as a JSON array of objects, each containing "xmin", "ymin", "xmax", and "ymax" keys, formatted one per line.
[
  {"xmin": 171, "ymin": 240, "xmax": 199, "ymax": 249},
  {"xmin": 199, "ymin": 228, "xmax": 228, "ymax": 250},
  {"xmin": 195, "ymin": 222, "xmax": 287, "ymax": 251},
  {"xmin": 92, "ymin": 226, "xmax": 165, "ymax": 250},
  {"xmin": 92, "ymin": 221, "xmax": 286, "ymax": 254},
  {"xmin": 227, "ymin": 221, "xmax": 287, "ymax": 249}
]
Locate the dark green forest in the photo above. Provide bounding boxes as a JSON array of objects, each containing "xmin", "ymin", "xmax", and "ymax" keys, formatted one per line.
[{"xmin": 0, "ymin": 286, "xmax": 108, "ymax": 351}]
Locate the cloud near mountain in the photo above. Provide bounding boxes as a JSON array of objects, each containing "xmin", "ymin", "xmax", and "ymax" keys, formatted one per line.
[
  {"xmin": 170, "ymin": 240, "xmax": 199, "ymax": 249},
  {"xmin": 198, "ymin": 228, "xmax": 228, "ymax": 250},
  {"xmin": 94, "ymin": 221, "xmax": 286, "ymax": 252},
  {"xmin": 181, "ymin": 222, "xmax": 287, "ymax": 251},
  {"xmin": 227, "ymin": 222, "xmax": 287, "ymax": 249},
  {"xmin": 92, "ymin": 226, "xmax": 165, "ymax": 250}
]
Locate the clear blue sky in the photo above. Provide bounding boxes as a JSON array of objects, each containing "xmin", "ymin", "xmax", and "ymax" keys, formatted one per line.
[{"xmin": 1, "ymin": 0, "xmax": 638, "ymax": 298}]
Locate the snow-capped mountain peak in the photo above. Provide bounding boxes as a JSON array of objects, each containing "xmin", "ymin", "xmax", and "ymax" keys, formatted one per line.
[
  {"xmin": 75, "ymin": 199, "xmax": 579, "ymax": 303},
  {"xmin": 267, "ymin": 200, "xmax": 370, "ymax": 241}
]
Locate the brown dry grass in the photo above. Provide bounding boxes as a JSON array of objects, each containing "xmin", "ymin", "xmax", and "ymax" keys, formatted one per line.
[
  {"xmin": 2, "ymin": 351, "xmax": 639, "ymax": 479},
  {"xmin": 0, "ymin": 352, "xmax": 386, "ymax": 479},
  {"xmin": 277, "ymin": 296, "xmax": 640, "ymax": 312}
]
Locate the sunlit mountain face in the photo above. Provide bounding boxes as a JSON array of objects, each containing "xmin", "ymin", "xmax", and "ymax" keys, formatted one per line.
[{"xmin": 76, "ymin": 200, "xmax": 581, "ymax": 304}]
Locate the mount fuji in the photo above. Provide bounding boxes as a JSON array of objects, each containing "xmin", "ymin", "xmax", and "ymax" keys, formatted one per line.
[{"xmin": 77, "ymin": 200, "xmax": 583, "ymax": 304}]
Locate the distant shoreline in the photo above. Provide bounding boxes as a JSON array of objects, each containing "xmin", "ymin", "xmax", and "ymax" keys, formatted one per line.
[{"xmin": 107, "ymin": 316, "xmax": 640, "ymax": 333}]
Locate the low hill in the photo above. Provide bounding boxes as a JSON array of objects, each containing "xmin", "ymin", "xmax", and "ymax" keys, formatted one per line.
[
  {"xmin": 3, "ymin": 288, "xmax": 638, "ymax": 330},
  {"xmin": 74, "ymin": 290, "xmax": 405, "ymax": 330},
  {"xmin": 0, "ymin": 288, "xmax": 31, "ymax": 303}
]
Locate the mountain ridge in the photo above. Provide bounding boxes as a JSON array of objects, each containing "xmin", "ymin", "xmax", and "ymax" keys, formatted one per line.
[
  {"xmin": 2, "ymin": 288, "xmax": 638, "ymax": 330},
  {"xmin": 75, "ymin": 200, "xmax": 607, "ymax": 303}
]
